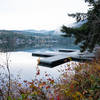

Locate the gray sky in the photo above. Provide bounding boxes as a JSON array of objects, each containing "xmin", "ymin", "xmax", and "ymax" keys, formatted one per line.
[{"xmin": 0, "ymin": 0, "xmax": 89, "ymax": 30}]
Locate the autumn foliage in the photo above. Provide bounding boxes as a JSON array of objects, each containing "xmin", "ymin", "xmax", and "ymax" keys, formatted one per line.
[
  {"xmin": 0, "ymin": 60, "xmax": 100, "ymax": 100},
  {"xmin": 55, "ymin": 61, "xmax": 100, "ymax": 100}
]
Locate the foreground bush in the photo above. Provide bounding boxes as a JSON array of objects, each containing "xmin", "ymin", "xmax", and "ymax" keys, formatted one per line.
[
  {"xmin": 0, "ymin": 61, "xmax": 100, "ymax": 100},
  {"xmin": 0, "ymin": 65, "xmax": 55, "ymax": 100},
  {"xmin": 56, "ymin": 61, "xmax": 100, "ymax": 100}
]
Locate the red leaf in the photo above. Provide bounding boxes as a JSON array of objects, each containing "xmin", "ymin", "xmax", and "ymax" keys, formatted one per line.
[
  {"xmin": 46, "ymin": 86, "xmax": 50, "ymax": 89},
  {"xmin": 57, "ymin": 95, "xmax": 60, "ymax": 100},
  {"xmin": 36, "ymin": 70, "xmax": 40, "ymax": 75}
]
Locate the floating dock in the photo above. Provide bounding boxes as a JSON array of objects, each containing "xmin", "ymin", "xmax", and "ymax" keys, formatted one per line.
[
  {"xmin": 39, "ymin": 54, "xmax": 71, "ymax": 67},
  {"xmin": 39, "ymin": 55, "xmax": 93, "ymax": 67},
  {"xmin": 32, "ymin": 49, "xmax": 94, "ymax": 68}
]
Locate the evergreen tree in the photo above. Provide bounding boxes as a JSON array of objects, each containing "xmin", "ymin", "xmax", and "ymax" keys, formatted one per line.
[{"xmin": 61, "ymin": 0, "xmax": 100, "ymax": 52}]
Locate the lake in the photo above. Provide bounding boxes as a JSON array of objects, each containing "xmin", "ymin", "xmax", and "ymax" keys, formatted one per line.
[{"xmin": 0, "ymin": 49, "xmax": 79, "ymax": 81}]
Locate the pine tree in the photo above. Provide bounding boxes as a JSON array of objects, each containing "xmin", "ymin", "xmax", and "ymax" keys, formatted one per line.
[{"xmin": 61, "ymin": 0, "xmax": 100, "ymax": 52}]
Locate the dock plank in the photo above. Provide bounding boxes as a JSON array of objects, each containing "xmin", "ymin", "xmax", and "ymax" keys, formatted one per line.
[{"xmin": 39, "ymin": 54, "xmax": 71, "ymax": 67}]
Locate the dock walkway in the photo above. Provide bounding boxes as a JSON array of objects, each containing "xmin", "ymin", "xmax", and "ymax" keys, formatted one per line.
[{"xmin": 32, "ymin": 49, "xmax": 94, "ymax": 67}]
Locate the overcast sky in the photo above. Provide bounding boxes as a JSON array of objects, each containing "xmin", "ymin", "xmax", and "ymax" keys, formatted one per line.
[{"xmin": 0, "ymin": 0, "xmax": 89, "ymax": 30}]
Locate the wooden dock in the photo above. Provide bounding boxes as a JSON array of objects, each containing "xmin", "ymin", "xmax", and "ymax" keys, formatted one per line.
[
  {"xmin": 39, "ymin": 55, "xmax": 93, "ymax": 67},
  {"xmin": 32, "ymin": 49, "xmax": 94, "ymax": 67},
  {"xmin": 39, "ymin": 54, "xmax": 71, "ymax": 67}
]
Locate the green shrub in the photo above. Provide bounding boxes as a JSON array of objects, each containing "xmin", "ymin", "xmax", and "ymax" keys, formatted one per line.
[
  {"xmin": 1, "ymin": 60, "xmax": 100, "ymax": 100},
  {"xmin": 55, "ymin": 61, "xmax": 100, "ymax": 100}
]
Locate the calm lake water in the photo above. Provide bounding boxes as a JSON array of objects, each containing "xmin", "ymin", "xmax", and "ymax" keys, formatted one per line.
[{"xmin": 0, "ymin": 49, "xmax": 79, "ymax": 81}]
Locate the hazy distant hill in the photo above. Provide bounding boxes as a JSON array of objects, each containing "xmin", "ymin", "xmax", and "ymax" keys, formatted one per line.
[
  {"xmin": 0, "ymin": 28, "xmax": 79, "ymax": 51},
  {"xmin": 12, "ymin": 29, "xmax": 64, "ymax": 36}
]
